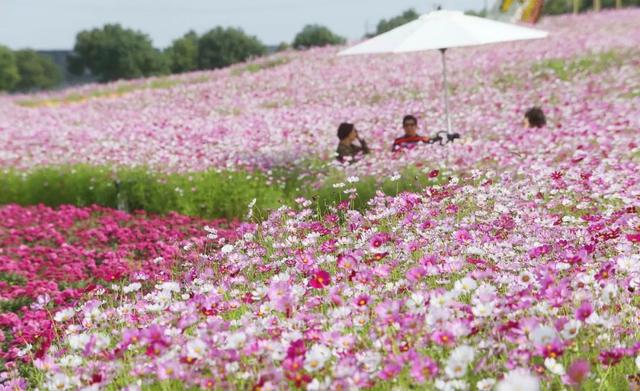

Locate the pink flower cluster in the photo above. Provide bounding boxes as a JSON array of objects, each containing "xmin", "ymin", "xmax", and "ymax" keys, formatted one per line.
[{"xmin": 0, "ymin": 204, "xmax": 240, "ymax": 366}]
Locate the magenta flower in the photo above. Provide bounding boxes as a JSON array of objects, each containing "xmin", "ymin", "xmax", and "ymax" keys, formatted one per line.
[
  {"xmin": 268, "ymin": 280, "xmax": 293, "ymax": 312},
  {"xmin": 454, "ymin": 229, "xmax": 472, "ymax": 243},
  {"xmin": 378, "ymin": 361, "xmax": 402, "ymax": 380},
  {"xmin": 575, "ymin": 300, "xmax": 593, "ymax": 321},
  {"xmin": 354, "ymin": 294, "xmax": 370, "ymax": 308},
  {"xmin": 410, "ymin": 355, "xmax": 439, "ymax": 383},
  {"xmin": 309, "ymin": 269, "xmax": 331, "ymax": 289},
  {"xmin": 286, "ymin": 339, "xmax": 306, "ymax": 359},
  {"xmin": 598, "ymin": 348, "xmax": 626, "ymax": 366},
  {"xmin": 528, "ymin": 244, "xmax": 552, "ymax": 259},
  {"xmin": 562, "ymin": 359, "xmax": 590, "ymax": 385},
  {"xmin": 140, "ymin": 324, "xmax": 170, "ymax": 356},
  {"xmin": 537, "ymin": 340, "xmax": 565, "ymax": 359},
  {"xmin": 431, "ymin": 330, "xmax": 456, "ymax": 347},
  {"xmin": 369, "ymin": 233, "xmax": 390, "ymax": 249}
]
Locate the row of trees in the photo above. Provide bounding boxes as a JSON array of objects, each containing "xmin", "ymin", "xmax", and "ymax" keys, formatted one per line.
[
  {"xmin": 69, "ymin": 24, "xmax": 349, "ymax": 82},
  {"xmin": 0, "ymin": 23, "xmax": 349, "ymax": 91},
  {"xmin": 0, "ymin": 46, "xmax": 61, "ymax": 92}
]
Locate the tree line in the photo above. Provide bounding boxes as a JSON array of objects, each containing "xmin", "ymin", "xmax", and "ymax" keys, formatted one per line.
[
  {"xmin": 1, "ymin": 2, "xmax": 638, "ymax": 92},
  {"xmin": 0, "ymin": 23, "xmax": 348, "ymax": 92}
]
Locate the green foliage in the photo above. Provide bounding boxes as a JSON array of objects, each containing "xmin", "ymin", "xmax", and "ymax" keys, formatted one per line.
[
  {"xmin": 0, "ymin": 272, "xmax": 32, "ymax": 313},
  {"xmin": 197, "ymin": 27, "xmax": 266, "ymax": 70},
  {"xmin": 0, "ymin": 44, "xmax": 20, "ymax": 91},
  {"xmin": 465, "ymin": 9, "xmax": 488, "ymax": 17},
  {"xmin": 231, "ymin": 56, "xmax": 291, "ymax": 76},
  {"xmin": 0, "ymin": 163, "xmax": 446, "ymax": 221},
  {"xmin": 12, "ymin": 49, "xmax": 62, "ymax": 92},
  {"xmin": 542, "ymin": 0, "xmax": 639, "ymax": 14},
  {"xmin": 276, "ymin": 42, "xmax": 291, "ymax": 52},
  {"xmin": 16, "ymin": 75, "xmax": 210, "ymax": 108},
  {"xmin": 531, "ymin": 49, "xmax": 630, "ymax": 81},
  {"xmin": 0, "ymin": 296, "xmax": 33, "ymax": 315},
  {"xmin": 292, "ymin": 25, "xmax": 346, "ymax": 50},
  {"xmin": 0, "ymin": 272, "xmax": 28, "ymax": 286},
  {"xmin": 165, "ymin": 31, "xmax": 199, "ymax": 74},
  {"xmin": 68, "ymin": 24, "xmax": 169, "ymax": 82},
  {"xmin": 372, "ymin": 9, "xmax": 419, "ymax": 37}
]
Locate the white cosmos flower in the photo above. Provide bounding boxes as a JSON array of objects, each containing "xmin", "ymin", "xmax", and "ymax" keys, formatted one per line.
[
  {"xmin": 636, "ymin": 355, "xmax": 640, "ymax": 371},
  {"xmin": 186, "ymin": 338, "xmax": 207, "ymax": 359},
  {"xmin": 304, "ymin": 344, "xmax": 332, "ymax": 372},
  {"xmin": 68, "ymin": 333, "xmax": 90, "ymax": 350},
  {"xmin": 600, "ymin": 283, "xmax": 618, "ymax": 305},
  {"xmin": 561, "ymin": 320, "xmax": 581, "ymax": 339},
  {"xmin": 224, "ymin": 332, "xmax": 247, "ymax": 350},
  {"xmin": 544, "ymin": 358, "xmax": 565, "ymax": 376},
  {"xmin": 45, "ymin": 373, "xmax": 77, "ymax": 391},
  {"xmin": 357, "ymin": 351, "xmax": 381, "ymax": 373},
  {"xmin": 454, "ymin": 277, "xmax": 478, "ymax": 293},
  {"xmin": 530, "ymin": 325, "xmax": 557, "ymax": 346},
  {"xmin": 405, "ymin": 292, "xmax": 427, "ymax": 314},
  {"xmin": 472, "ymin": 301, "xmax": 495, "ymax": 318},
  {"xmin": 59, "ymin": 354, "xmax": 83, "ymax": 367},
  {"xmin": 435, "ymin": 379, "xmax": 470, "ymax": 390},
  {"xmin": 477, "ymin": 378, "xmax": 496, "ymax": 390},
  {"xmin": 54, "ymin": 308, "xmax": 75, "ymax": 322},
  {"xmin": 221, "ymin": 244, "xmax": 235, "ymax": 254},
  {"xmin": 445, "ymin": 345, "xmax": 475, "ymax": 378},
  {"xmin": 497, "ymin": 368, "xmax": 540, "ymax": 391},
  {"xmin": 155, "ymin": 281, "xmax": 180, "ymax": 292},
  {"xmin": 122, "ymin": 282, "xmax": 141, "ymax": 294}
]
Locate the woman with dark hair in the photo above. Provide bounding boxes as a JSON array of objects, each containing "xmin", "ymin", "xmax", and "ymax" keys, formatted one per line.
[
  {"xmin": 524, "ymin": 107, "xmax": 546, "ymax": 128},
  {"xmin": 336, "ymin": 123, "xmax": 369, "ymax": 163}
]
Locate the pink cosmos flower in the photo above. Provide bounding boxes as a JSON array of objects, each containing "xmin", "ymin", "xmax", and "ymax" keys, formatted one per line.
[
  {"xmin": 410, "ymin": 355, "xmax": 439, "ymax": 383},
  {"xmin": 369, "ymin": 233, "xmax": 390, "ymax": 249},
  {"xmin": 575, "ymin": 300, "xmax": 593, "ymax": 321},
  {"xmin": 454, "ymin": 229, "xmax": 472, "ymax": 244},
  {"xmin": 562, "ymin": 359, "xmax": 590, "ymax": 385}
]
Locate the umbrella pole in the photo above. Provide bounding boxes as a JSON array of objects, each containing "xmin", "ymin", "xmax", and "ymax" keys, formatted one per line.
[{"xmin": 439, "ymin": 48, "xmax": 452, "ymax": 135}]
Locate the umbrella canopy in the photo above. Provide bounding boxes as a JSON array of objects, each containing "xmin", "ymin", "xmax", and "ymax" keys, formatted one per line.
[{"xmin": 339, "ymin": 10, "xmax": 548, "ymax": 135}]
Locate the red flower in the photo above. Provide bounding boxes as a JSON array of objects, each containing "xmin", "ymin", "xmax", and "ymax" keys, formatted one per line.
[
  {"xmin": 428, "ymin": 169, "xmax": 440, "ymax": 178},
  {"xmin": 309, "ymin": 269, "xmax": 331, "ymax": 289}
]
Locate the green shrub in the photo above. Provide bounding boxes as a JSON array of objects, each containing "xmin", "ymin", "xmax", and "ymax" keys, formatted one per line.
[{"xmin": 0, "ymin": 164, "xmax": 448, "ymax": 221}]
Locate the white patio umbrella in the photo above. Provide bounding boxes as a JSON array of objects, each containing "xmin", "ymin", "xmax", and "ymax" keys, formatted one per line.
[{"xmin": 339, "ymin": 10, "xmax": 548, "ymax": 135}]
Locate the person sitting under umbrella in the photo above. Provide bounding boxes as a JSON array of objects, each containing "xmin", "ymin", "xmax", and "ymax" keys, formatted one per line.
[
  {"xmin": 336, "ymin": 122, "xmax": 370, "ymax": 163},
  {"xmin": 392, "ymin": 115, "xmax": 432, "ymax": 151}
]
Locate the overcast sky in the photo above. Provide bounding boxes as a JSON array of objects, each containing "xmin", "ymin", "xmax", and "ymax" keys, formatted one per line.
[{"xmin": 0, "ymin": 0, "xmax": 487, "ymax": 50}]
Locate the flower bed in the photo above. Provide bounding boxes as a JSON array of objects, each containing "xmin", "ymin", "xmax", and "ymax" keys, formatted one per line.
[{"xmin": 0, "ymin": 204, "xmax": 242, "ymax": 369}]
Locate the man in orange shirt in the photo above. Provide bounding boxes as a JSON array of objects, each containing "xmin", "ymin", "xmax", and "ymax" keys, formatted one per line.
[{"xmin": 392, "ymin": 115, "xmax": 431, "ymax": 152}]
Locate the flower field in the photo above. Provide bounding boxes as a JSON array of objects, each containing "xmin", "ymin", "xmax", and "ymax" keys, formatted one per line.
[
  {"xmin": 1, "ymin": 8, "xmax": 640, "ymax": 391},
  {"xmin": 0, "ymin": 205, "xmax": 240, "ymax": 374}
]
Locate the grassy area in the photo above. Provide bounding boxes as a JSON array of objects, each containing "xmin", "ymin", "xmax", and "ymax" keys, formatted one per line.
[
  {"xmin": 531, "ymin": 48, "xmax": 634, "ymax": 81},
  {"xmin": 0, "ymin": 163, "xmax": 447, "ymax": 220},
  {"xmin": 15, "ymin": 75, "xmax": 211, "ymax": 108},
  {"xmin": 493, "ymin": 48, "xmax": 636, "ymax": 90},
  {"xmin": 230, "ymin": 56, "xmax": 291, "ymax": 76}
]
